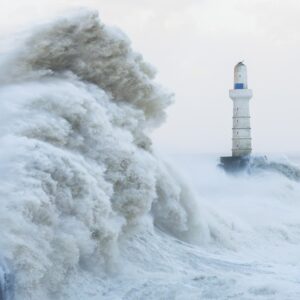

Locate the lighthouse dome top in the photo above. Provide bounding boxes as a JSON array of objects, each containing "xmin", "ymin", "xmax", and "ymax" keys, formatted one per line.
[
  {"xmin": 234, "ymin": 61, "xmax": 248, "ymax": 89},
  {"xmin": 235, "ymin": 61, "xmax": 246, "ymax": 67}
]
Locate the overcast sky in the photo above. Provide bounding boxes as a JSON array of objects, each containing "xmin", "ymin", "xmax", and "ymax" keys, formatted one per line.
[{"xmin": 1, "ymin": 0, "xmax": 300, "ymax": 154}]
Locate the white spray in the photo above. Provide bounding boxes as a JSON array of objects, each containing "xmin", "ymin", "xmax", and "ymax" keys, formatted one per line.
[{"xmin": 0, "ymin": 9, "xmax": 210, "ymax": 299}]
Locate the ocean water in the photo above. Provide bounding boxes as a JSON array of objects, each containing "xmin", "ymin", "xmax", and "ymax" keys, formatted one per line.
[
  {"xmin": 66, "ymin": 152, "xmax": 300, "ymax": 300},
  {"xmin": 0, "ymin": 8, "xmax": 299, "ymax": 300}
]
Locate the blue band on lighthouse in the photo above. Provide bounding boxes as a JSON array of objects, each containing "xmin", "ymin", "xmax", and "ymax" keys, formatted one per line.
[{"xmin": 234, "ymin": 83, "xmax": 244, "ymax": 89}]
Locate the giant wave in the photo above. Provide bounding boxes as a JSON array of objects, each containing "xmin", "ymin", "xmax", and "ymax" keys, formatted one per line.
[{"xmin": 0, "ymin": 9, "xmax": 213, "ymax": 299}]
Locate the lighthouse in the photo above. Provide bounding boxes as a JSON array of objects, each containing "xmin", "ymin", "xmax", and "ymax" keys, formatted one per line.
[
  {"xmin": 220, "ymin": 61, "xmax": 253, "ymax": 171},
  {"xmin": 230, "ymin": 62, "xmax": 252, "ymax": 156}
]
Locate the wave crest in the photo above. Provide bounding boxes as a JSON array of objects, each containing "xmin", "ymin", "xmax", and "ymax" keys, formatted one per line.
[{"xmin": 0, "ymin": 9, "xmax": 203, "ymax": 299}]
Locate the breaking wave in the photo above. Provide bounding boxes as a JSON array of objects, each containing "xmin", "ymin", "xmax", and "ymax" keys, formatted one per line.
[
  {"xmin": 249, "ymin": 156, "xmax": 300, "ymax": 181},
  {"xmin": 0, "ymin": 9, "xmax": 211, "ymax": 299}
]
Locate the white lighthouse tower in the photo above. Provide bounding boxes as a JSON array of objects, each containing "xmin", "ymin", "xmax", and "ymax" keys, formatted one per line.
[
  {"xmin": 220, "ymin": 61, "xmax": 253, "ymax": 171},
  {"xmin": 230, "ymin": 62, "xmax": 252, "ymax": 157}
]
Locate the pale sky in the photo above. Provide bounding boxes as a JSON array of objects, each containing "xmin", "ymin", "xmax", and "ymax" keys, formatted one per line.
[{"xmin": 1, "ymin": 0, "xmax": 300, "ymax": 154}]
